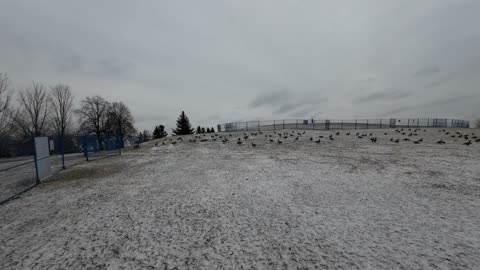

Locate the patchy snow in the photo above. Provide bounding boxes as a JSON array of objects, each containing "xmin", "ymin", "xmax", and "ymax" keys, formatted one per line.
[{"xmin": 1, "ymin": 128, "xmax": 480, "ymax": 269}]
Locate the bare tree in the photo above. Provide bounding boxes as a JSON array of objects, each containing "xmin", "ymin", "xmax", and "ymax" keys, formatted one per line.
[
  {"xmin": 50, "ymin": 83, "xmax": 74, "ymax": 169},
  {"xmin": 50, "ymin": 83, "xmax": 74, "ymax": 136},
  {"xmin": 106, "ymin": 101, "xmax": 136, "ymax": 139},
  {"xmin": 0, "ymin": 73, "xmax": 14, "ymax": 139},
  {"xmin": 15, "ymin": 82, "xmax": 50, "ymax": 138},
  {"xmin": 75, "ymin": 95, "xmax": 110, "ymax": 149}
]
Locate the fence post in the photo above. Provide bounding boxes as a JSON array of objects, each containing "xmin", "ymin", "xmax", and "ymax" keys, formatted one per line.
[
  {"xmin": 258, "ymin": 121, "xmax": 260, "ymax": 131},
  {"xmin": 427, "ymin": 118, "xmax": 430, "ymax": 127},
  {"xmin": 355, "ymin": 120, "xmax": 357, "ymax": 129},
  {"xmin": 313, "ymin": 120, "xmax": 315, "ymax": 130},
  {"xmin": 32, "ymin": 137, "xmax": 40, "ymax": 184},
  {"xmin": 246, "ymin": 121, "xmax": 248, "ymax": 131},
  {"xmin": 283, "ymin": 120, "xmax": 285, "ymax": 129},
  {"xmin": 117, "ymin": 134, "xmax": 122, "ymax": 156},
  {"xmin": 407, "ymin": 118, "xmax": 410, "ymax": 128},
  {"xmin": 366, "ymin": 119, "xmax": 369, "ymax": 129},
  {"xmin": 380, "ymin": 119, "xmax": 382, "ymax": 129},
  {"xmin": 341, "ymin": 120, "xmax": 343, "ymax": 130},
  {"xmin": 83, "ymin": 137, "xmax": 89, "ymax": 162},
  {"xmin": 60, "ymin": 134, "xmax": 66, "ymax": 169},
  {"xmin": 274, "ymin": 120, "xmax": 276, "ymax": 130},
  {"xmin": 417, "ymin": 118, "xmax": 419, "ymax": 128},
  {"xmin": 445, "ymin": 118, "xmax": 447, "ymax": 128},
  {"xmin": 296, "ymin": 120, "xmax": 298, "ymax": 130}
]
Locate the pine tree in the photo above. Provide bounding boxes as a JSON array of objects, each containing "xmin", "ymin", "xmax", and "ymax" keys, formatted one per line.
[
  {"xmin": 153, "ymin": 126, "xmax": 160, "ymax": 139},
  {"xmin": 158, "ymin": 125, "xmax": 167, "ymax": 138},
  {"xmin": 196, "ymin": 126, "xmax": 202, "ymax": 134},
  {"xmin": 201, "ymin": 127, "xmax": 206, "ymax": 133},
  {"xmin": 172, "ymin": 111, "xmax": 195, "ymax": 135},
  {"xmin": 211, "ymin": 127, "xmax": 215, "ymax": 133},
  {"xmin": 206, "ymin": 127, "xmax": 210, "ymax": 133}
]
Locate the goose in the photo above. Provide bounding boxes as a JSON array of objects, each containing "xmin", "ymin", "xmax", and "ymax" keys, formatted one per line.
[
  {"xmin": 270, "ymin": 139, "xmax": 274, "ymax": 143},
  {"xmin": 390, "ymin": 137, "xmax": 394, "ymax": 142},
  {"xmin": 329, "ymin": 136, "xmax": 334, "ymax": 141},
  {"xmin": 463, "ymin": 140, "xmax": 472, "ymax": 146},
  {"xmin": 251, "ymin": 142, "xmax": 257, "ymax": 147},
  {"xmin": 436, "ymin": 139, "xmax": 445, "ymax": 144},
  {"xmin": 315, "ymin": 139, "xmax": 321, "ymax": 144},
  {"xmin": 277, "ymin": 140, "xmax": 283, "ymax": 144},
  {"xmin": 310, "ymin": 137, "xmax": 313, "ymax": 141},
  {"xmin": 475, "ymin": 138, "xmax": 480, "ymax": 143},
  {"xmin": 346, "ymin": 132, "xmax": 350, "ymax": 135},
  {"xmin": 370, "ymin": 137, "xmax": 377, "ymax": 143},
  {"xmin": 171, "ymin": 141, "xmax": 177, "ymax": 145},
  {"xmin": 403, "ymin": 138, "xmax": 410, "ymax": 141},
  {"xmin": 154, "ymin": 142, "xmax": 158, "ymax": 146},
  {"xmin": 394, "ymin": 139, "xmax": 400, "ymax": 143},
  {"xmin": 336, "ymin": 132, "xmax": 340, "ymax": 136}
]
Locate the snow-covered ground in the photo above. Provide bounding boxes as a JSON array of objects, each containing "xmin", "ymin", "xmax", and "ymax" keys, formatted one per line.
[{"xmin": 1, "ymin": 128, "xmax": 480, "ymax": 269}]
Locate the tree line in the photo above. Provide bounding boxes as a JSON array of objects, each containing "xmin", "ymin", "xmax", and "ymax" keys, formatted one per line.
[
  {"xmin": 138, "ymin": 111, "xmax": 216, "ymax": 143},
  {"xmin": 0, "ymin": 73, "xmax": 136, "ymax": 144}
]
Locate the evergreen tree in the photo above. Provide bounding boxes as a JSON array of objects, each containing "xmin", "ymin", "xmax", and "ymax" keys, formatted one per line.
[
  {"xmin": 196, "ymin": 126, "xmax": 202, "ymax": 134},
  {"xmin": 201, "ymin": 127, "xmax": 206, "ymax": 133},
  {"xmin": 158, "ymin": 125, "xmax": 167, "ymax": 138},
  {"xmin": 142, "ymin": 130, "xmax": 151, "ymax": 141},
  {"xmin": 153, "ymin": 125, "xmax": 168, "ymax": 139},
  {"xmin": 206, "ymin": 127, "xmax": 210, "ymax": 133},
  {"xmin": 172, "ymin": 111, "xmax": 195, "ymax": 135},
  {"xmin": 153, "ymin": 126, "xmax": 160, "ymax": 139},
  {"xmin": 211, "ymin": 127, "xmax": 215, "ymax": 133}
]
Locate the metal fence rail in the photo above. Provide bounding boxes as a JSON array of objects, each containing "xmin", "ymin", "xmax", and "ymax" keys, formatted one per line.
[{"xmin": 217, "ymin": 118, "xmax": 470, "ymax": 132}]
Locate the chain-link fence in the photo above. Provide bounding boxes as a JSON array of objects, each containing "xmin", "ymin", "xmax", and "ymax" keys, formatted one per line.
[
  {"xmin": 0, "ymin": 138, "xmax": 36, "ymax": 203},
  {"xmin": 1, "ymin": 134, "xmax": 125, "ymax": 204},
  {"xmin": 217, "ymin": 118, "xmax": 470, "ymax": 132}
]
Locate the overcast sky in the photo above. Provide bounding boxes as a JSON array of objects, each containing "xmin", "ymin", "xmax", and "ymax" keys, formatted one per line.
[{"xmin": 1, "ymin": 0, "xmax": 479, "ymax": 131}]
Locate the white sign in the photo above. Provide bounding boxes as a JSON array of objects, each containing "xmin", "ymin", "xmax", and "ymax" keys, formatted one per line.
[{"xmin": 35, "ymin": 137, "xmax": 51, "ymax": 181}]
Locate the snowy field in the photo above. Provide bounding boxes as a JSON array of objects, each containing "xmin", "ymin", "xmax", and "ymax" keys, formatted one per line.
[{"xmin": 1, "ymin": 128, "xmax": 480, "ymax": 269}]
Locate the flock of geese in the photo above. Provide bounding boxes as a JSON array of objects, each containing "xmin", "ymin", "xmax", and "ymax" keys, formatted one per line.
[{"xmin": 153, "ymin": 128, "xmax": 479, "ymax": 148}]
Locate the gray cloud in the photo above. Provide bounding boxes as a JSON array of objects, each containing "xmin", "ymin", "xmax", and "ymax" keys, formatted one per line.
[
  {"xmin": 249, "ymin": 89, "xmax": 328, "ymax": 117},
  {"xmin": 354, "ymin": 89, "xmax": 412, "ymax": 103},
  {"xmin": 249, "ymin": 89, "xmax": 292, "ymax": 108},
  {"xmin": 1, "ymin": 0, "xmax": 479, "ymax": 130},
  {"xmin": 413, "ymin": 66, "xmax": 441, "ymax": 78}
]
